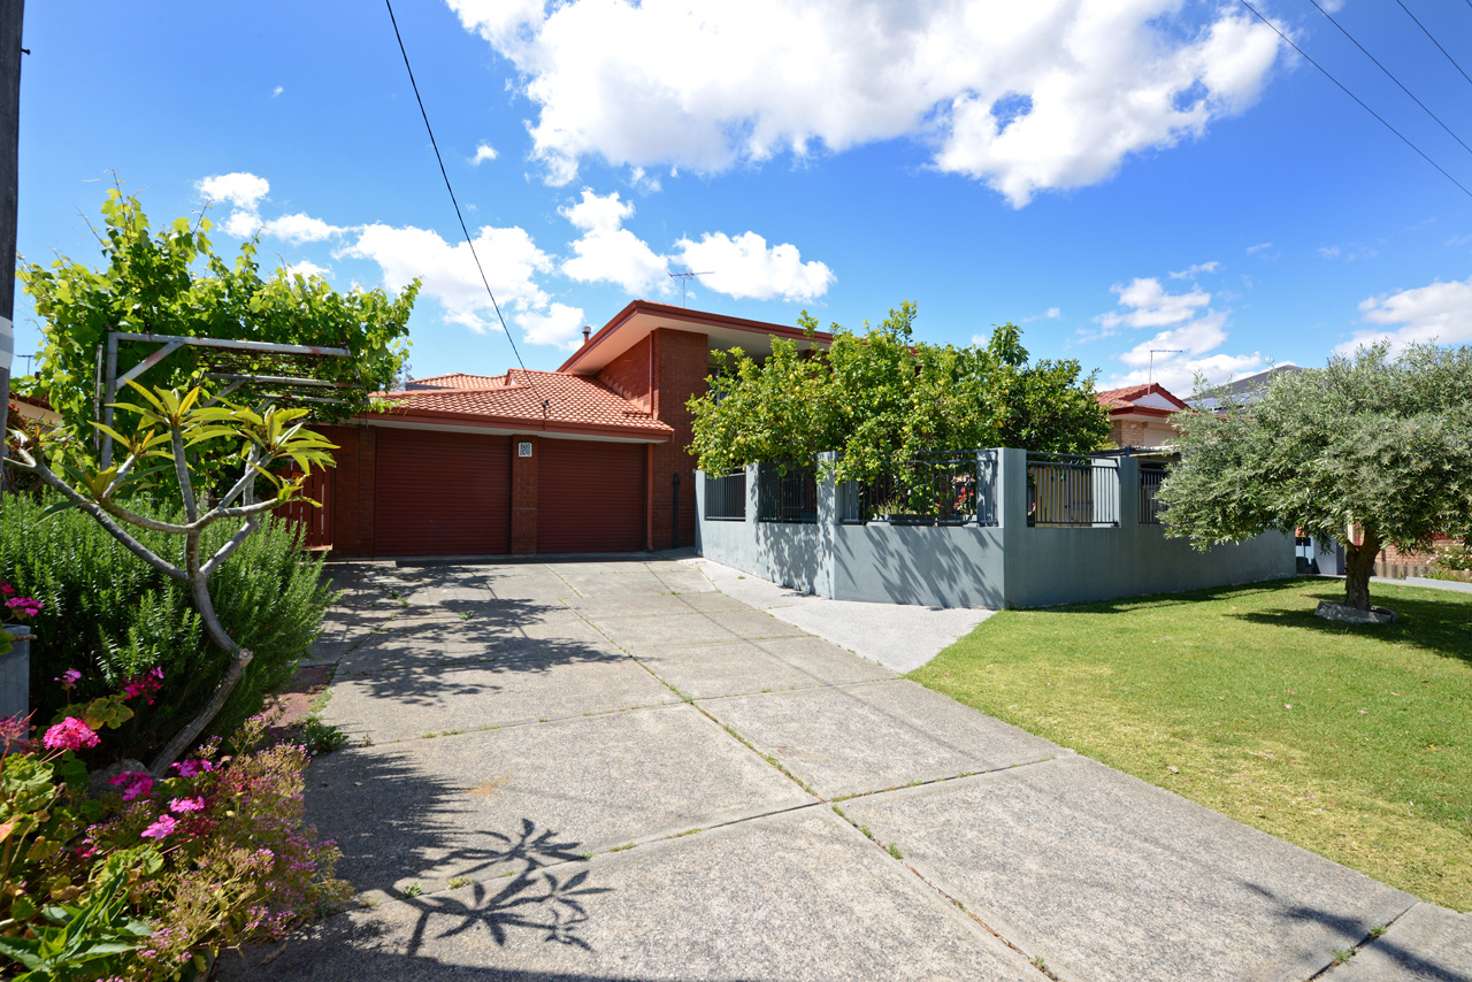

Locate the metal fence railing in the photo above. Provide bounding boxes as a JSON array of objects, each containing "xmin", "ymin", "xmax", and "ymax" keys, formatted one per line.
[
  {"xmin": 704, "ymin": 471, "xmax": 747, "ymax": 521},
  {"xmin": 1139, "ymin": 464, "xmax": 1166, "ymax": 525},
  {"xmin": 1026, "ymin": 452, "xmax": 1119, "ymax": 527},
  {"xmin": 837, "ymin": 451, "xmax": 997, "ymax": 526},
  {"xmin": 757, "ymin": 464, "xmax": 818, "ymax": 523}
]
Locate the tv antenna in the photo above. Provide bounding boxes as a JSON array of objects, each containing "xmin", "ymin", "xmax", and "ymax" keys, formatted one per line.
[
  {"xmin": 1148, "ymin": 349, "xmax": 1183, "ymax": 384},
  {"xmin": 667, "ymin": 268, "xmax": 712, "ymax": 307}
]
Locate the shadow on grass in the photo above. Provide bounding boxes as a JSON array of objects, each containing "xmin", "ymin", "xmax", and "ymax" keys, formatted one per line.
[{"xmin": 1231, "ymin": 587, "xmax": 1472, "ymax": 664}]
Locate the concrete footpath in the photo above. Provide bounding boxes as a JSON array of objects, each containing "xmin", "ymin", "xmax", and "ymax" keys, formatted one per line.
[{"xmin": 224, "ymin": 558, "xmax": 1471, "ymax": 981}]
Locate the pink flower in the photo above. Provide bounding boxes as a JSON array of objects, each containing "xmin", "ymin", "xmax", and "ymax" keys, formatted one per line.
[
  {"xmin": 0, "ymin": 714, "xmax": 30, "ymax": 748},
  {"xmin": 5, "ymin": 596, "xmax": 41, "ymax": 618},
  {"xmin": 172, "ymin": 758, "xmax": 213, "ymax": 778},
  {"xmin": 140, "ymin": 814, "xmax": 177, "ymax": 840},
  {"xmin": 121, "ymin": 666, "xmax": 164, "ymax": 704},
  {"xmin": 109, "ymin": 770, "xmax": 155, "ymax": 802},
  {"xmin": 168, "ymin": 796, "xmax": 205, "ymax": 814},
  {"xmin": 42, "ymin": 717, "xmax": 99, "ymax": 752},
  {"xmin": 0, "ymin": 582, "xmax": 13, "ymax": 597},
  {"xmin": 56, "ymin": 668, "xmax": 81, "ymax": 690}
]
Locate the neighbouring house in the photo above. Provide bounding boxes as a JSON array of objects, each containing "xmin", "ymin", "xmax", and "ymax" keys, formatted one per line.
[
  {"xmin": 1094, "ymin": 383, "xmax": 1191, "ymax": 449},
  {"xmin": 312, "ymin": 301, "xmax": 832, "ymax": 558},
  {"xmin": 6, "ymin": 390, "xmax": 59, "ymax": 428},
  {"xmin": 1188, "ymin": 365, "xmax": 1302, "ymax": 413}
]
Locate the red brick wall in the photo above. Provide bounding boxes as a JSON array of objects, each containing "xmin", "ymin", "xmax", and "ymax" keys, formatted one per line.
[
  {"xmin": 509, "ymin": 436, "xmax": 538, "ymax": 554},
  {"xmin": 596, "ymin": 334, "xmax": 653, "ymax": 412},
  {"xmin": 648, "ymin": 328, "xmax": 708, "ymax": 549}
]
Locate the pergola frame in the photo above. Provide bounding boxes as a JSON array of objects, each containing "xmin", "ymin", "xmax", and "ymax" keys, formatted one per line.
[{"xmin": 97, "ymin": 331, "xmax": 351, "ymax": 466}]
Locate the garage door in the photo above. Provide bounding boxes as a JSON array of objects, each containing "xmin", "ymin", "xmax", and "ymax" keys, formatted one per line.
[
  {"xmin": 374, "ymin": 428, "xmax": 510, "ymax": 556},
  {"xmin": 538, "ymin": 439, "xmax": 645, "ymax": 553}
]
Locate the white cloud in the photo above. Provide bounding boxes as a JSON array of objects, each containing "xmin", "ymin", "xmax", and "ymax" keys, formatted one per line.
[
  {"xmin": 1317, "ymin": 243, "xmax": 1376, "ymax": 262},
  {"xmin": 558, "ymin": 188, "xmax": 669, "ymax": 294},
  {"xmin": 451, "ymin": 0, "xmax": 1283, "ymax": 205},
  {"xmin": 284, "ymin": 260, "xmax": 329, "ymax": 279},
  {"xmin": 272, "ymin": 85, "xmax": 285, "ymax": 98},
  {"xmin": 1246, "ymin": 240, "xmax": 1274, "ymax": 256},
  {"xmin": 197, "ymin": 172, "xmax": 270, "ymax": 210},
  {"xmin": 1119, "ymin": 311, "xmax": 1229, "ymax": 366},
  {"xmin": 1097, "ymin": 278, "xmax": 1211, "ymax": 331},
  {"xmin": 629, "ymin": 166, "xmax": 662, "ymax": 193},
  {"xmin": 515, "ymin": 302, "xmax": 587, "ymax": 349},
  {"xmin": 1169, "ymin": 261, "xmax": 1219, "ymax": 279},
  {"xmin": 471, "ymin": 142, "xmax": 498, "ymax": 165},
  {"xmin": 260, "ymin": 212, "xmax": 346, "ymax": 244},
  {"xmin": 222, "ymin": 210, "xmax": 262, "ymax": 238},
  {"xmin": 338, "ymin": 222, "xmax": 553, "ymax": 333},
  {"xmin": 1336, "ymin": 275, "xmax": 1472, "ymax": 356},
  {"xmin": 673, "ymin": 231, "xmax": 834, "ymax": 302}
]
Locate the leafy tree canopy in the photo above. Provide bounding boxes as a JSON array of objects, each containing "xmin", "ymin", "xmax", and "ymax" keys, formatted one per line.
[
  {"xmin": 1158, "ymin": 343, "xmax": 1472, "ymax": 611},
  {"xmin": 19, "ymin": 189, "xmax": 419, "ymax": 447},
  {"xmin": 687, "ymin": 302, "xmax": 1109, "ymax": 483}
]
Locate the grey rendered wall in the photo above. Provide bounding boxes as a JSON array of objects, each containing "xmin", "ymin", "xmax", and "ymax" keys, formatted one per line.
[
  {"xmin": 831, "ymin": 522, "xmax": 1006, "ymax": 607},
  {"xmin": 695, "ymin": 463, "xmax": 828, "ymax": 595},
  {"xmin": 999, "ymin": 449, "xmax": 1296, "ymax": 607},
  {"xmin": 698, "ymin": 450, "xmax": 1297, "ymax": 610}
]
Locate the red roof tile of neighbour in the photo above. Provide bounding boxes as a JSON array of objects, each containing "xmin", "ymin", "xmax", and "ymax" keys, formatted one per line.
[
  {"xmin": 401, "ymin": 373, "xmax": 510, "ymax": 391},
  {"xmin": 379, "ymin": 369, "xmax": 673, "ymax": 440},
  {"xmin": 1094, "ymin": 383, "xmax": 1192, "ymax": 415}
]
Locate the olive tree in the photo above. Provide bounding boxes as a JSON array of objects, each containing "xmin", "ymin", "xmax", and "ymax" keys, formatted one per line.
[{"xmin": 1158, "ymin": 343, "xmax": 1472, "ymax": 614}]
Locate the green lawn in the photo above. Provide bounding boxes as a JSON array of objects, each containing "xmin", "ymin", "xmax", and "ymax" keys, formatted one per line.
[{"xmin": 910, "ymin": 578, "xmax": 1472, "ymax": 910}]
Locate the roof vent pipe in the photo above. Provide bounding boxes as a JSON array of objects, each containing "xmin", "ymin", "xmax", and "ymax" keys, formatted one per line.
[{"xmin": 582, "ymin": 325, "xmax": 592, "ymax": 345}]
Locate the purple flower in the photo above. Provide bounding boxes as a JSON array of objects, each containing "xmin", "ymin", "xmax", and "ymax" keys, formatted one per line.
[
  {"xmin": 140, "ymin": 814, "xmax": 177, "ymax": 840},
  {"xmin": 56, "ymin": 668, "xmax": 81, "ymax": 690},
  {"xmin": 169, "ymin": 796, "xmax": 205, "ymax": 814},
  {"xmin": 42, "ymin": 717, "xmax": 99, "ymax": 752},
  {"xmin": 172, "ymin": 758, "xmax": 213, "ymax": 778},
  {"xmin": 109, "ymin": 770, "xmax": 155, "ymax": 802}
]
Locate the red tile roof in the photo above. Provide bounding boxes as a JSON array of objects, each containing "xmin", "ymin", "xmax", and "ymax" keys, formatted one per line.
[
  {"xmin": 380, "ymin": 369, "xmax": 673, "ymax": 440},
  {"xmin": 1095, "ymin": 383, "xmax": 1191, "ymax": 414}
]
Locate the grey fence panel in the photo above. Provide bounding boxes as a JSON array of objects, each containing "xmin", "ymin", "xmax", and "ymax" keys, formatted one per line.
[
  {"xmin": 1139, "ymin": 464, "xmax": 1166, "ymax": 525},
  {"xmin": 1026, "ymin": 453, "xmax": 1119, "ymax": 527},
  {"xmin": 704, "ymin": 472, "xmax": 747, "ymax": 521},
  {"xmin": 757, "ymin": 464, "xmax": 819, "ymax": 523}
]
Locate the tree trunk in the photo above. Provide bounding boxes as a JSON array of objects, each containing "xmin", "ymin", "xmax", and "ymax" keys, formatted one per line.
[
  {"xmin": 1343, "ymin": 527, "xmax": 1381, "ymax": 612},
  {"xmin": 149, "ymin": 531, "xmax": 254, "ymax": 774}
]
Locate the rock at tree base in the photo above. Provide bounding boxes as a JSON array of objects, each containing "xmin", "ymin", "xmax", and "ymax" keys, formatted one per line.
[{"xmin": 1315, "ymin": 601, "xmax": 1396, "ymax": 625}]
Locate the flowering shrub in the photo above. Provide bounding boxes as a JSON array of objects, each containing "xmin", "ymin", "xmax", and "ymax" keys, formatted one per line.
[
  {"xmin": 0, "ymin": 493, "xmax": 333, "ymax": 761},
  {"xmin": 0, "ymin": 674, "xmax": 347, "ymax": 980},
  {"xmin": 0, "ymin": 580, "xmax": 43, "ymax": 658}
]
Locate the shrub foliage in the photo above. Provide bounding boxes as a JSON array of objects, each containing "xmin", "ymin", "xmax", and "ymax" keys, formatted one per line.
[{"xmin": 0, "ymin": 492, "xmax": 333, "ymax": 759}]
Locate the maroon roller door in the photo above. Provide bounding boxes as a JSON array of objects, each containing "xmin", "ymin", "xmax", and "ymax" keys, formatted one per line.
[
  {"xmin": 373, "ymin": 428, "xmax": 510, "ymax": 556},
  {"xmin": 537, "ymin": 439, "xmax": 645, "ymax": 553}
]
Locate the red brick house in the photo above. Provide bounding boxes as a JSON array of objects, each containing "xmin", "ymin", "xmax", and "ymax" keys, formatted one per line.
[{"xmin": 314, "ymin": 301, "xmax": 831, "ymax": 558}]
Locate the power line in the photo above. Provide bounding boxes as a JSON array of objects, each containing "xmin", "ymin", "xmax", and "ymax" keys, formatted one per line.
[
  {"xmin": 1394, "ymin": 0, "xmax": 1472, "ymax": 92},
  {"xmin": 1306, "ymin": 0, "xmax": 1472, "ymax": 160},
  {"xmin": 1236, "ymin": 0, "xmax": 1472, "ymax": 201},
  {"xmin": 383, "ymin": 0, "xmax": 532, "ymax": 378}
]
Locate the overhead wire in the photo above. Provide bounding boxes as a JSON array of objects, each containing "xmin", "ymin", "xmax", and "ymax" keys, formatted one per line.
[
  {"xmin": 383, "ymin": 0, "xmax": 545, "ymax": 407},
  {"xmin": 1236, "ymin": 0, "xmax": 1472, "ymax": 201}
]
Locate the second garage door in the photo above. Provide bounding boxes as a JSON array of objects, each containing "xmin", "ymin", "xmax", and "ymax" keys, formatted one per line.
[
  {"xmin": 374, "ymin": 428, "xmax": 511, "ymax": 556},
  {"xmin": 537, "ymin": 439, "xmax": 645, "ymax": 553}
]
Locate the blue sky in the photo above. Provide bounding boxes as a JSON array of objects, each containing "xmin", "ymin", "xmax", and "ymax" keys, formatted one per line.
[{"xmin": 14, "ymin": 0, "xmax": 1472, "ymax": 393}]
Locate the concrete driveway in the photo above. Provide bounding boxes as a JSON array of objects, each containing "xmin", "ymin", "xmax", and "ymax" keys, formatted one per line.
[{"xmin": 227, "ymin": 558, "xmax": 1470, "ymax": 982}]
